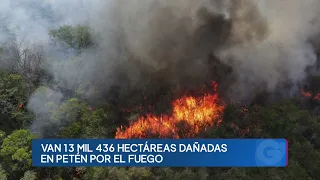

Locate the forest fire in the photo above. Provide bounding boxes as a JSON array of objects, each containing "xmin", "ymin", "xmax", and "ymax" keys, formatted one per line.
[
  {"xmin": 115, "ymin": 82, "xmax": 225, "ymax": 139},
  {"xmin": 300, "ymin": 89, "xmax": 320, "ymax": 101}
]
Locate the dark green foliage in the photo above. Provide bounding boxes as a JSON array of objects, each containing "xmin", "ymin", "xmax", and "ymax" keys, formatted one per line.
[
  {"xmin": 50, "ymin": 98, "xmax": 115, "ymax": 138},
  {"xmin": 0, "ymin": 71, "xmax": 34, "ymax": 133}
]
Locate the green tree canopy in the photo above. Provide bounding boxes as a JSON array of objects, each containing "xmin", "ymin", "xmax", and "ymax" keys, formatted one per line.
[
  {"xmin": 0, "ymin": 129, "xmax": 36, "ymax": 179},
  {"xmin": 0, "ymin": 71, "xmax": 33, "ymax": 133},
  {"xmin": 49, "ymin": 25, "xmax": 95, "ymax": 51}
]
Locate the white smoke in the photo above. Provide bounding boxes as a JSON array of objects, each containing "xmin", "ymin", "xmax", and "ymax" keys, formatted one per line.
[
  {"xmin": 112, "ymin": 0, "xmax": 320, "ymax": 100},
  {"xmin": 219, "ymin": 0, "xmax": 320, "ymax": 99}
]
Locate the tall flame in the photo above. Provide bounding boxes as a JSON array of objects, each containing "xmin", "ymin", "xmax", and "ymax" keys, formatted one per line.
[{"xmin": 115, "ymin": 82, "xmax": 225, "ymax": 139}]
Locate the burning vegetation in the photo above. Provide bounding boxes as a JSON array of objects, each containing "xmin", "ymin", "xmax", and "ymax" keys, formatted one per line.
[
  {"xmin": 115, "ymin": 82, "xmax": 225, "ymax": 139},
  {"xmin": 300, "ymin": 89, "xmax": 320, "ymax": 101}
]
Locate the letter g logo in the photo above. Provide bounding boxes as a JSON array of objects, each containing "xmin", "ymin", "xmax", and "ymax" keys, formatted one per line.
[{"xmin": 255, "ymin": 140, "xmax": 286, "ymax": 166}]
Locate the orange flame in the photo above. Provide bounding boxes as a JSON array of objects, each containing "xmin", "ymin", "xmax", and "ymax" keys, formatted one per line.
[{"xmin": 115, "ymin": 82, "xmax": 225, "ymax": 139}]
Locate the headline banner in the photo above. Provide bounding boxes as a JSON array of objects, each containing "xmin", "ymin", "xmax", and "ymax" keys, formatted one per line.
[{"xmin": 32, "ymin": 139, "xmax": 288, "ymax": 167}]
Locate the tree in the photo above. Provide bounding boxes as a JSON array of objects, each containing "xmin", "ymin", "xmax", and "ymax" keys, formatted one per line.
[
  {"xmin": 0, "ymin": 165, "xmax": 7, "ymax": 180},
  {"xmin": 83, "ymin": 167, "xmax": 154, "ymax": 180},
  {"xmin": 20, "ymin": 171, "xmax": 37, "ymax": 180},
  {"xmin": 0, "ymin": 71, "xmax": 34, "ymax": 133},
  {"xmin": 0, "ymin": 131, "xmax": 5, "ymax": 143},
  {"xmin": 0, "ymin": 40, "xmax": 48, "ymax": 88},
  {"xmin": 0, "ymin": 129, "xmax": 36, "ymax": 179},
  {"xmin": 84, "ymin": 167, "xmax": 129, "ymax": 180},
  {"xmin": 43, "ymin": 98, "xmax": 113, "ymax": 138},
  {"xmin": 49, "ymin": 25, "xmax": 95, "ymax": 52}
]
